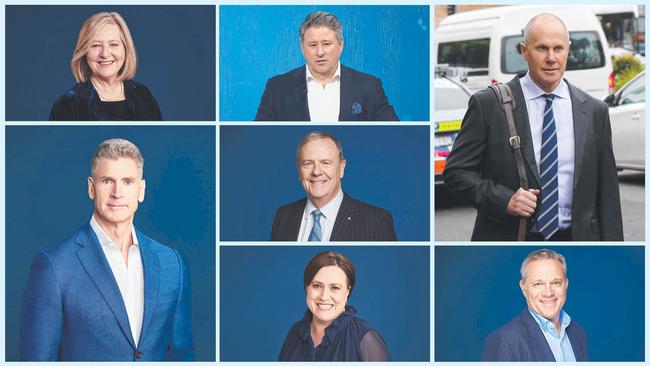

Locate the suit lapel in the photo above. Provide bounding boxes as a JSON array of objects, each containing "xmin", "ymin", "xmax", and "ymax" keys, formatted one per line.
[
  {"xmin": 293, "ymin": 67, "xmax": 311, "ymax": 120},
  {"xmin": 507, "ymin": 77, "xmax": 541, "ymax": 188},
  {"xmin": 521, "ymin": 309, "xmax": 556, "ymax": 361},
  {"xmin": 137, "ymin": 230, "xmax": 160, "ymax": 347},
  {"xmin": 339, "ymin": 65, "xmax": 351, "ymax": 120},
  {"xmin": 568, "ymin": 81, "xmax": 588, "ymax": 190},
  {"xmin": 566, "ymin": 322, "xmax": 586, "ymax": 361},
  {"xmin": 330, "ymin": 195, "xmax": 358, "ymax": 241},
  {"xmin": 75, "ymin": 224, "xmax": 136, "ymax": 349}
]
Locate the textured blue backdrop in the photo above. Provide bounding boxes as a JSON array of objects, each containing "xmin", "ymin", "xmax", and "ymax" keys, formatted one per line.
[
  {"xmin": 220, "ymin": 246, "xmax": 430, "ymax": 361},
  {"xmin": 6, "ymin": 5, "xmax": 215, "ymax": 121},
  {"xmin": 5, "ymin": 126, "xmax": 216, "ymax": 361},
  {"xmin": 219, "ymin": 125, "xmax": 430, "ymax": 241},
  {"xmin": 219, "ymin": 5, "xmax": 430, "ymax": 121},
  {"xmin": 435, "ymin": 246, "xmax": 644, "ymax": 362}
]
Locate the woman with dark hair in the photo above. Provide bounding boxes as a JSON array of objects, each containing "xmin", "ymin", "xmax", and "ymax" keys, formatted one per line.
[{"xmin": 278, "ymin": 251, "xmax": 389, "ymax": 361}]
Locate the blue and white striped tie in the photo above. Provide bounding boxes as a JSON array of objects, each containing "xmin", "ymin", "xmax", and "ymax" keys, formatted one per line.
[
  {"xmin": 537, "ymin": 94, "xmax": 559, "ymax": 239},
  {"xmin": 308, "ymin": 209, "xmax": 323, "ymax": 241}
]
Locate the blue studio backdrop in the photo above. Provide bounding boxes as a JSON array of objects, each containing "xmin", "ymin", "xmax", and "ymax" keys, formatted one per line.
[
  {"xmin": 219, "ymin": 5, "xmax": 429, "ymax": 121},
  {"xmin": 220, "ymin": 246, "xmax": 430, "ymax": 361},
  {"xmin": 6, "ymin": 5, "xmax": 215, "ymax": 121},
  {"xmin": 219, "ymin": 125, "xmax": 430, "ymax": 241},
  {"xmin": 5, "ymin": 126, "xmax": 216, "ymax": 361},
  {"xmin": 435, "ymin": 246, "xmax": 644, "ymax": 362}
]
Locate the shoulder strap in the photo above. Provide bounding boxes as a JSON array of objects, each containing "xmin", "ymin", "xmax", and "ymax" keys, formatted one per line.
[{"xmin": 489, "ymin": 82, "xmax": 528, "ymax": 241}]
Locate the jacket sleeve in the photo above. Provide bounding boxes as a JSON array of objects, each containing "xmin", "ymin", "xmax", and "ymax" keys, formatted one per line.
[
  {"xmin": 49, "ymin": 96, "xmax": 76, "ymax": 121},
  {"xmin": 596, "ymin": 103, "xmax": 624, "ymax": 240},
  {"xmin": 166, "ymin": 250, "xmax": 194, "ymax": 361},
  {"xmin": 443, "ymin": 92, "xmax": 515, "ymax": 220},
  {"xmin": 370, "ymin": 78, "xmax": 399, "ymax": 121},
  {"xmin": 481, "ymin": 331, "xmax": 515, "ymax": 361},
  {"xmin": 20, "ymin": 251, "xmax": 63, "ymax": 361},
  {"xmin": 254, "ymin": 79, "xmax": 276, "ymax": 121}
]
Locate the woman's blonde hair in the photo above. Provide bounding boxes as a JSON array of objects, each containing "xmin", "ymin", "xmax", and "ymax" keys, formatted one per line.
[{"xmin": 70, "ymin": 12, "xmax": 137, "ymax": 83}]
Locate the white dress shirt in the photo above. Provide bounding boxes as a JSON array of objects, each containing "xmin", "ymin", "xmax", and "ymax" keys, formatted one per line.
[
  {"xmin": 306, "ymin": 63, "xmax": 341, "ymax": 122},
  {"xmin": 520, "ymin": 73, "xmax": 575, "ymax": 229},
  {"xmin": 90, "ymin": 216, "xmax": 144, "ymax": 346},
  {"xmin": 297, "ymin": 189, "xmax": 344, "ymax": 242}
]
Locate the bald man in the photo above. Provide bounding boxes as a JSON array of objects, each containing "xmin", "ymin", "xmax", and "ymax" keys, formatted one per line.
[{"xmin": 443, "ymin": 13, "xmax": 623, "ymax": 241}]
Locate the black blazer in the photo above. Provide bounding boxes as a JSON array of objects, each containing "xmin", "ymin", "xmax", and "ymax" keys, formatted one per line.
[
  {"xmin": 481, "ymin": 308, "xmax": 588, "ymax": 361},
  {"xmin": 49, "ymin": 80, "xmax": 162, "ymax": 121},
  {"xmin": 443, "ymin": 75, "xmax": 623, "ymax": 241},
  {"xmin": 270, "ymin": 194, "xmax": 397, "ymax": 241},
  {"xmin": 255, "ymin": 65, "xmax": 398, "ymax": 121}
]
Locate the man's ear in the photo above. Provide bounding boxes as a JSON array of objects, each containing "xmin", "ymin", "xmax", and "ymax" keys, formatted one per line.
[
  {"xmin": 138, "ymin": 179, "xmax": 146, "ymax": 203},
  {"xmin": 87, "ymin": 177, "xmax": 95, "ymax": 200}
]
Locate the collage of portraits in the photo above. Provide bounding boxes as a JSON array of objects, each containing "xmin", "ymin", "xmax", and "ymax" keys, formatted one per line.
[{"xmin": 1, "ymin": 3, "xmax": 646, "ymax": 364}]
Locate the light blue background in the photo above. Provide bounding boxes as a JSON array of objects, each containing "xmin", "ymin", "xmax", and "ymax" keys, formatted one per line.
[{"xmin": 219, "ymin": 5, "xmax": 430, "ymax": 121}]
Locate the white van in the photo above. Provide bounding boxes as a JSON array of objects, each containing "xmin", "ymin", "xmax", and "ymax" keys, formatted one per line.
[{"xmin": 436, "ymin": 5, "xmax": 614, "ymax": 98}]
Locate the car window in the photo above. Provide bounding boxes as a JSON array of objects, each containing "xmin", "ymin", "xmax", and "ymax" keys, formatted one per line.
[
  {"xmin": 502, "ymin": 31, "xmax": 606, "ymax": 74},
  {"xmin": 438, "ymin": 38, "xmax": 490, "ymax": 68},
  {"xmin": 435, "ymin": 85, "xmax": 470, "ymax": 110},
  {"xmin": 619, "ymin": 74, "xmax": 645, "ymax": 105}
]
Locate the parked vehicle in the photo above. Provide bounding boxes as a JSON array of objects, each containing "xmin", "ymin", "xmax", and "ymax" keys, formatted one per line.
[
  {"xmin": 606, "ymin": 70, "xmax": 645, "ymax": 171},
  {"xmin": 436, "ymin": 5, "xmax": 614, "ymax": 98},
  {"xmin": 434, "ymin": 66, "xmax": 471, "ymax": 184}
]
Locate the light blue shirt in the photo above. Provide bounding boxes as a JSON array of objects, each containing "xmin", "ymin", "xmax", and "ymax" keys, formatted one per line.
[
  {"xmin": 528, "ymin": 308, "xmax": 576, "ymax": 362},
  {"xmin": 520, "ymin": 73, "xmax": 574, "ymax": 229}
]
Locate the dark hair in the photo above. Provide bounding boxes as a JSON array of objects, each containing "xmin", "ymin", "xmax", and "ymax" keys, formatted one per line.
[
  {"xmin": 300, "ymin": 11, "xmax": 343, "ymax": 43},
  {"xmin": 303, "ymin": 251, "xmax": 356, "ymax": 296}
]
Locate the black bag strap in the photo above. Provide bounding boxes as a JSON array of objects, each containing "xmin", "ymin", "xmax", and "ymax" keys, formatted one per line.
[{"xmin": 489, "ymin": 82, "xmax": 528, "ymax": 241}]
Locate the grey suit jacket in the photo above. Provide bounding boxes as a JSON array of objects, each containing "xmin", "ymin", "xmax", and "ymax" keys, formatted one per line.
[
  {"xmin": 270, "ymin": 194, "xmax": 397, "ymax": 241},
  {"xmin": 443, "ymin": 74, "xmax": 623, "ymax": 241}
]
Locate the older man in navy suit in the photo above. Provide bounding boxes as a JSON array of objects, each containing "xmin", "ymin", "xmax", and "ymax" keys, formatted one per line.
[
  {"xmin": 255, "ymin": 11, "xmax": 398, "ymax": 121},
  {"xmin": 20, "ymin": 139, "xmax": 193, "ymax": 361},
  {"xmin": 271, "ymin": 131, "xmax": 397, "ymax": 241},
  {"xmin": 482, "ymin": 249, "xmax": 588, "ymax": 361}
]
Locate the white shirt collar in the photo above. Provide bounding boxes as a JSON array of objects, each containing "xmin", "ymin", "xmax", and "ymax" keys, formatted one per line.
[
  {"xmin": 90, "ymin": 215, "xmax": 139, "ymax": 249},
  {"xmin": 520, "ymin": 72, "xmax": 571, "ymax": 101},
  {"xmin": 303, "ymin": 189, "xmax": 344, "ymax": 221},
  {"xmin": 305, "ymin": 62, "xmax": 341, "ymax": 84}
]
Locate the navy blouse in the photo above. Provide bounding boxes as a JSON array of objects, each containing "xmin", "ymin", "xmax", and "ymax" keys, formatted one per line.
[{"xmin": 278, "ymin": 306, "xmax": 390, "ymax": 361}]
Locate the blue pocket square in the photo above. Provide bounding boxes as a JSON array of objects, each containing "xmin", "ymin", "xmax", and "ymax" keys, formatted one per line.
[{"xmin": 352, "ymin": 102, "xmax": 363, "ymax": 114}]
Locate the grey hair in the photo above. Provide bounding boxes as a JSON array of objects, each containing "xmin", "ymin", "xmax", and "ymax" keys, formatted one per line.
[
  {"xmin": 520, "ymin": 249, "xmax": 567, "ymax": 282},
  {"xmin": 522, "ymin": 13, "xmax": 570, "ymax": 46},
  {"xmin": 296, "ymin": 131, "xmax": 345, "ymax": 162},
  {"xmin": 91, "ymin": 138, "xmax": 144, "ymax": 178},
  {"xmin": 300, "ymin": 11, "xmax": 343, "ymax": 43}
]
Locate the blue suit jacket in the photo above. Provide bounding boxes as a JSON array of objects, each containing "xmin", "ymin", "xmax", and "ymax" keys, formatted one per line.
[
  {"xmin": 19, "ymin": 224, "xmax": 193, "ymax": 361},
  {"xmin": 481, "ymin": 309, "xmax": 588, "ymax": 361},
  {"xmin": 254, "ymin": 64, "xmax": 399, "ymax": 121}
]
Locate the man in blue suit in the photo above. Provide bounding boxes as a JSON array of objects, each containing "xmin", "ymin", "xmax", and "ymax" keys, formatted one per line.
[
  {"xmin": 482, "ymin": 249, "xmax": 587, "ymax": 361},
  {"xmin": 20, "ymin": 139, "xmax": 193, "ymax": 361},
  {"xmin": 255, "ymin": 11, "xmax": 399, "ymax": 121}
]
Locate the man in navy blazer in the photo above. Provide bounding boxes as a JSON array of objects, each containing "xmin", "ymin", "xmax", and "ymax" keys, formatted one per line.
[
  {"xmin": 255, "ymin": 11, "xmax": 398, "ymax": 122},
  {"xmin": 271, "ymin": 131, "xmax": 397, "ymax": 241},
  {"xmin": 20, "ymin": 139, "xmax": 193, "ymax": 361},
  {"xmin": 482, "ymin": 249, "xmax": 588, "ymax": 361}
]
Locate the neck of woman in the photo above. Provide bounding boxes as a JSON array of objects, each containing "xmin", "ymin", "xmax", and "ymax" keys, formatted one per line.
[
  {"xmin": 91, "ymin": 76, "xmax": 125, "ymax": 102},
  {"xmin": 310, "ymin": 319, "xmax": 330, "ymax": 348}
]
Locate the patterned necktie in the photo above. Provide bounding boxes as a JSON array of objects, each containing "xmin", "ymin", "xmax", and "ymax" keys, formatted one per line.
[
  {"xmin": 537, "ymin": 94, "xmax": 560, "ymax": 239},
  {"xmin": 308, "ymin": 209, "xmax": 323, "ymax": 241}
]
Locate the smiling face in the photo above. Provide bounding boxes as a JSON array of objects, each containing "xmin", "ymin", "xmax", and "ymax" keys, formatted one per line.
[
  {"xmin": 88, "ymin": 157, "xmax": 145, "ymax": 229},
  {"xmin": 521, "ymin": 15, "xmax": 570, "ymax": 92},
  {"xmin": 85, "ymin": 23, "xmax": 126, "ymax": 83},
  {"xmin": 520, "ymin": 258, "xmax": 568, "ymax": 326},
  {"xmin": 297, "ymin": 137, "xmax": 346, "ymax": 208},
  {"xmin": 306, "ymin": 265, "xmax": 350, "ymax": 326},
  {"xmin": 300, "ymin": 26, "xmax": 343, "ymax": 82}
]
